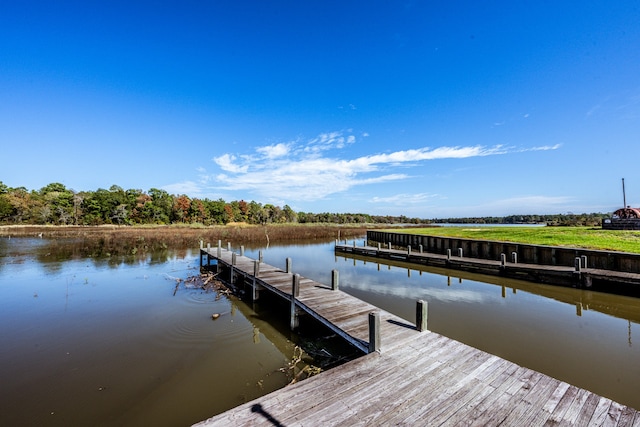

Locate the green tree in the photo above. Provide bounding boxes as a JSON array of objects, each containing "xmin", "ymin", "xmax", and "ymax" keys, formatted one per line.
[
  {"xmin": 188, "ymin": 198, "xmax": 208, "ymax": 224},
  {"xmin": 282, "ymin": 205, "xmax": 297, "ymax": 223},
  {"xmin": 4, "ymin": 187, "xmax": 32, "ymax": 223},
  {"xmin": 205, "ymin": 199, "xmax": 227, "ymax": 224},
  {"xmin": 38, "ymin": 183, "xmax": 74, "ymax": 224},
  {"xmin": 148, "ymin": 188, "xmax": 173, "ymax": 224}
]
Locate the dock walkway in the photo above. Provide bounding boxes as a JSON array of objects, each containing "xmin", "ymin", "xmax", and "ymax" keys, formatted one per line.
[
  {"xmin": 194, "ymin": 246, "xmax": 639, "ymax": 426},
  {"xmin": 335, "ymin": 242, "xmax": 640, "ymax": 293}
]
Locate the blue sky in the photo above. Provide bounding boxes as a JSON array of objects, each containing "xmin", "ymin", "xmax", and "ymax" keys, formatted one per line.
[{"xmin": 1, "ymin": 1, "xmax": 639, "ymax": 218}]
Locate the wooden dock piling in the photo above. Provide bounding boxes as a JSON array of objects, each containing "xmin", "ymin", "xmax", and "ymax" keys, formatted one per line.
[
  {"xmin": 368, "ymin": 312, "xmax": 380, "ymax": 353},
  {"xmin": 416, "ymin": 299, "xmax": 428, "ymax": 332}
]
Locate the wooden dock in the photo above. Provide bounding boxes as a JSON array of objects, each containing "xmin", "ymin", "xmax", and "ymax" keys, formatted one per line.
[
  {"xmin": 194, "ymin": 245, "xmax": 640, "ymax": 426},
  {"xmin": 335, "ymin": 242, "xmax": 640, "ymax": 295}
]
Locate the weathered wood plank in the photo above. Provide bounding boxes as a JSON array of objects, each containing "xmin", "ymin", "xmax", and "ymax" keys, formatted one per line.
[
  {"xmin": 445, "ymin": 365, "xmax": 526, "ymax": 426},
  {"xmin": 544, "ymin": 384, "xmax": 580, "ymax": 425},
  {"xmin": 469, "ymin": 368, "xmax": 545, "ymax": 426},
  {"xmin": 507, "ymin": 375, "xmax": 565, "ymax": 427},
  {"xmin": 293, "ymin": 352, "xmax": 448, "ymax": 426}
]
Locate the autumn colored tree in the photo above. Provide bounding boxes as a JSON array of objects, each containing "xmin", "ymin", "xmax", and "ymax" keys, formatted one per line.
[
  {"xmin": 173, "ymin": 195, "xmax": 191, "ymax": 223},
  {"xmin": 189, "ymin": 199, "xmax": 208, "ymax": 224}
]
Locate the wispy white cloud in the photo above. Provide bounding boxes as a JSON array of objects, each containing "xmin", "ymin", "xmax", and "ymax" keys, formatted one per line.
[
  {"xmin": 194, "ymin": 130, "xmax": 560, "ymax": 204},
  {"xmin": 214, "ymin": 154, "xmax": 248, "ymax": 173},
  {"xmin": 370, "ymin": 193, "xmax": 440, "ymax": 205},
  {"xmin": 519, "ymin": 144, "xmax": 562, "ymax": 152},
  {"xmin": 256, "ymin": 142, "xmax": 290, "ymax": 159},
  {"xmin": 304, "ymin": 131, "xmax": 355, "ymax": 153}
]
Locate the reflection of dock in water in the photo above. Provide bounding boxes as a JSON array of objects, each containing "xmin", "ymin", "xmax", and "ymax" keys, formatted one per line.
[
  {"xmin": 335, "ymin": 249, "xmax": 640, "ymax": 325},
  {"xmin": 336, "ymin": 241, "xmax": 640, "ymax": 297},
  {"xmin": 195, "ymin": 243, "xmax": 640, "ymax": 426}
]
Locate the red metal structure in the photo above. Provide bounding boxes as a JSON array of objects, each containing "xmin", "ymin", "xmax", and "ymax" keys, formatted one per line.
[{"xmin": 613, "ymin": 207, "xmax": 640, "ymax": 219}]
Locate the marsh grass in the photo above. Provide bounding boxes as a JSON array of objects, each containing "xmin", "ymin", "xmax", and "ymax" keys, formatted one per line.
[
  {"xmin": 396, "ymin": 226, "xmax": 640, "ymax": 253},
  {"xmin": 0, "ymin": 224, "xmax": 373, "ymax": 258}
]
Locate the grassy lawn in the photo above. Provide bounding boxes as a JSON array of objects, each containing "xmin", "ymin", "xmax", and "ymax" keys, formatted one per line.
[{"xmin": 392, "ymin": 226, "xmax": 640, "ymax": 254}]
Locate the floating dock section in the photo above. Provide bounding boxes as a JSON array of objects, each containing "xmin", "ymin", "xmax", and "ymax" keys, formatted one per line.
[{"xmin": 361, "ymin": 231, "xmax": 640, "ymax": 296}]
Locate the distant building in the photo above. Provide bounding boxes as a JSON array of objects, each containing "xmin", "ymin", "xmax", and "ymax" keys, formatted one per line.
[{"xmin": 603, "ymin": 207, "xmax": 640, "ymax": 230}]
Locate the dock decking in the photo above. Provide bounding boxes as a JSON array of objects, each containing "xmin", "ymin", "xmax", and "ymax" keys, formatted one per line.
[
  {"xmin": 194, "ymin": 246, "xmax": 640, "ymax": 426},
  {"xmin": 335, "ymin": 242, "xmax": 640, "ymax": 294}
]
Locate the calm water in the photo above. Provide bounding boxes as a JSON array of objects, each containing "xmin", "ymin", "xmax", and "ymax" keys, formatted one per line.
[
  {"xmin": 1, "ymin": 237, "xmax": 639, "ymax": 426},
  {"xmin": 0, "ymin": 238, "xmax": 308, "ymax": 426}
]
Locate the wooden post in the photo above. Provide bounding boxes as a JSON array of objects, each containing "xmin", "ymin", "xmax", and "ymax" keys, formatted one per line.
[
  {"xmin": 217, "ymin": 245, "xmax": 221, "ymax": 258},
  {"xmin": 290, "ymin": 274, "xmax": 300, "ymax": 330},
  {"xmin": 419, "ymin": 245, "xmax": 423, "ymax": 253},
  {"xmin": 416, "ymin": 300, "xmax": 428, "ymax": 332},
  {"xmin": 286, "ymin": 257, "xmax": 292, "ymax": 273},
  {"xmin": 292, "ymin": 273, "xmax": 300, "ymax": 297},
  {"xmin": 408, "ymin": 245, "xmax": 411, "ymax": 255},
  {"xmin": 200, "ymin": 240, "xmax": 204, "ymax": 249},
  {"xmin": 259, "ymin": 250, "xmax": 263, "ymax": 262},
  {"xmin": 240, "ymin": 245, "xmax": 245, "ymax": 256},
  {"xmin": 377, "ymin": 242, "xmax": 381, "ymax": 251},
  {"xmin": 575, "ymin": 257, "xmax": 581, "ymax": 272},
  {"xmin": 388, "ymin": 242, "xmax": 391, "ymax": 250},
  {"xmin": 447, "ymin": 249, "xmax": 451, "ymax": 260},
  {"xmin": 458, "ymin": 248, "xmax": 463, "ymax": 257},
  {"xmin": 227, "ymin": 242, "xmax": 231, "ymax": 252},
  {"xmin": 353, "ymin": 240, "xmax": 356, "ymax": 248},
  {"xmin": 368, "ymin": 312, "xmax": 380, "ymax": 353},
  {"xmin": 581, "ymin": 255, "xmax": 588, "ymax": 269},
  {"xmin": 230, "ymin": 252, "xmax": 236, "ymax": 284},
  {"xmin": 331, "ymin": 269, "xmax": 339, "ymax": 291},
  {"xmin": 500, "ymin": 253, "xmax": 506, "ymax": 267},
  {"xmin": 512, "ymin": 252, "xmax": 518, "ymax": 264},
  {"xmin": 252, "ymin": 260, "xmax": 260, "ymax": 301}
]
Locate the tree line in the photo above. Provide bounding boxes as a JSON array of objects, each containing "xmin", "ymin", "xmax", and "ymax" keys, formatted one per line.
[
  {"xmin": 431, "ymin": 213, "xmax": 609, "ymax": 227},
  {"xmin": 0, "ymin": 182, "xmax": 428, "ymax": 226},
  {"xmin": 0, "ymin": 181, "xmax": 610, "ymax": 226}
]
